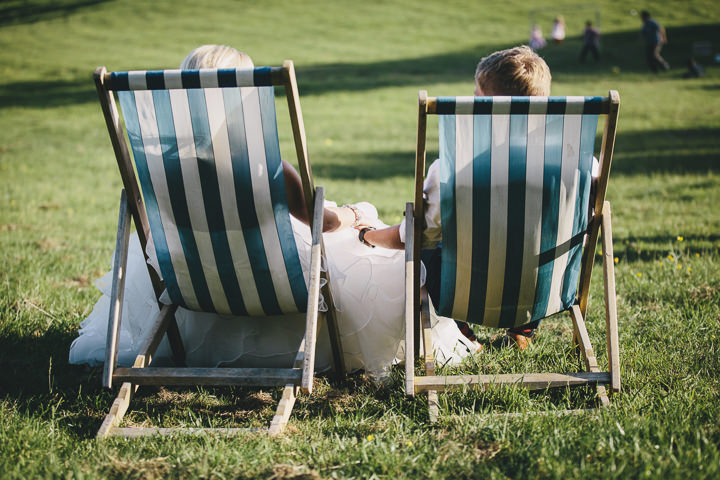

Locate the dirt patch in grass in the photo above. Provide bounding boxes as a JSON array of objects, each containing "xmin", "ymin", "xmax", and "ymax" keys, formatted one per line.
[
  {"xmin": 689, "ymin": 284, "xmax": 720, "ymax": 303},
  {"xmin": 270, "ymin": 464, "xmax": 322, "ymax": 480},
  {"xmin": 106, "ymin": 455, "xmax": 172, "ymax": 480}
]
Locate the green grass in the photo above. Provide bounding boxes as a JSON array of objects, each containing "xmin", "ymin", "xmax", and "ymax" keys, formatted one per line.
[{"xmin": 1, "ymin": 0, "xmax": 719, "ymax": 478}]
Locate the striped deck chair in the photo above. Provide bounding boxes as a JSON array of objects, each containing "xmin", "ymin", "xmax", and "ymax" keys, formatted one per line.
[
  {"xmin": 404, "ymin": 91, "xmax": 621, "ymax": 420},
  {"xmin": 93, "ymin": 61, "xmax": 344, "ymax": 437}
]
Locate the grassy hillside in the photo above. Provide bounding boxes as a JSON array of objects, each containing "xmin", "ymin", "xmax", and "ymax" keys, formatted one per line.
[{"xmin": 1, "ymin": 0, "xmax": 719, "ymax": 478}]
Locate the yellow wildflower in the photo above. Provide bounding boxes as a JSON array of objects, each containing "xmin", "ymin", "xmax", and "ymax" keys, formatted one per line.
[
  {"xmin": 677, "ymin": 236, "xmax": 684, "ymax": 242},
  {"xmin": 636, "ymin": 272, "xmax": 642, "ymax": 277},
  {"xmin": 695, "ymin": 253, "xmax": 700, "ymax": 258},
  {"xmin": 406, "ymin": 441, "xmax": 413, "ymax": 447},
  {"xmin": 667, "ymin": 254, "xmax": 674, "ymax": 262},
  {"xmin": 366, "ymin": 434, "xmax": 374, "ymax": 441},
  {"xmin": 614, "ymin": 257, "xmax": 619, "ymax": 264}
]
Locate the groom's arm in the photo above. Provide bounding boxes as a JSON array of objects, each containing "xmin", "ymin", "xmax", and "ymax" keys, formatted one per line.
[{"xmin": 362, "ymin": 224, "xmax": 404, "ymax": 250}]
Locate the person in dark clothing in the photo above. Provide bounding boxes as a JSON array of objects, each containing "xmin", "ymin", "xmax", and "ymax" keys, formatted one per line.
[
  {"xmin": 579, "ymin": 21, "xmax": 600, "ymax": 62},
  {"xmin": 641, "ymin": 10, "xmax": 670, "ymax": 72}
]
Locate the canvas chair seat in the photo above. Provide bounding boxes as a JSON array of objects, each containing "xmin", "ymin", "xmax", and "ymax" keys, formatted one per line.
[
  {"xmin": 404, "ymin": 91, "xmax": 621, "ymax": 421},
  {"xmin": 93, "ymin": 62, "xmax": 344, "ymax": 437}
]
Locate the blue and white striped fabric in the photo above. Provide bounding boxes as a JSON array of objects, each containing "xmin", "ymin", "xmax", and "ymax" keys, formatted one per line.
[
  {"xmin": 109, "ymin": 68, "xmax": 275, "ymax": 90},
  {"xmin": 115, "ymin": 69, "xmax": 307, "ymax": 316},
  {"xmin": 435, "ymin": 96, "xmax": 600, "ymax": 328}
]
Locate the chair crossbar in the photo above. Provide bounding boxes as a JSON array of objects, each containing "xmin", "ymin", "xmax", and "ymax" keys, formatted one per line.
[
  {"xmin": 428, "ymin": 96, "xmax": 609, "ymax": 115},
  {"xmin": 414, "ymin": 372, "xmax": 611, "ymax": 393},
  {"xmin": 108, "ymin": 427, "xmax": 263, "ymax": 437},
  {"xmin": 113, "ymin": 367, "xmax": 302, "ymax": 386},
  {"xmin": 105, "ymin": 67, "xmax": 284, "ymax": 91}
]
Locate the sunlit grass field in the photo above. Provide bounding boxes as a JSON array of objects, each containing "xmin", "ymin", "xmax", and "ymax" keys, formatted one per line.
[{"xmin": 1, "ymin": 0, "xmax": 719, "ymax": 478}]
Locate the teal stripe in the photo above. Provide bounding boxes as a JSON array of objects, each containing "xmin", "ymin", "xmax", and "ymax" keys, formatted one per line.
[
  {"xmin": 532, "ymin": 114, "xmax": 564, "ymax": 320},
  {"xmin": 465, "ymin": 114, "xmax": 492, "ymax": 324},
  {"xmin": 561, "ymin": 114, "xmax": 598, "ymax": 307},
  {"xmin": 222, "ymin": 88, "xmax": 281, "ymax": 315},
  {"xmin": 185, "ymin": 89, "xmax": 248, "ymax": 316},
  {"xmin": 437, "ymin": 115, "xmax": 457, "ymax": 317},
  {"xmin": 152, "ymin": 90, "xmax": 215, "ymax": 312},
  {"xmin": 257, "ymin": 87, "xmax": 307, "ymax": 312},
  {"xmin": 117, "ymin": 91, "xmax": 186, "ymax": 309},
  {"xmin": 498, "ymin": 114, "xmax": 528, "ymax": 327}
]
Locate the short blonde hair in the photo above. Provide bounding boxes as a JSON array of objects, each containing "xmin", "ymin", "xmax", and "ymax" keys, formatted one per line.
[
  {"xmin": 475, "ymin": 45, "xmax": 551, "ymax": 96},
  {"xmin": 180, "ymin": 45, "xmax": 254, "ymax": 69}
]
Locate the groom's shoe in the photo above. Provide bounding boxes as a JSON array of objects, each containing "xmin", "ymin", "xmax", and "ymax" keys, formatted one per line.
[
  {"xmin": 491, "ymin": 328, "xmax": 535, "ymax": 351},
  {"xmin": 505, "ymin": 330, "xmax": 534, "ymax": 351}
]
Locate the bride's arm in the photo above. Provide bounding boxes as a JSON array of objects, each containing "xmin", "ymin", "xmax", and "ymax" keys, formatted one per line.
[{"xmin": 283, "ymin": 161, "xmax": 356, "ymax": 232}]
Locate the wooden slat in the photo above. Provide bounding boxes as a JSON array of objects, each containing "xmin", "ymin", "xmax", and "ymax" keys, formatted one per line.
[
  {"xmin": 283, "ymin": 61, "xmax": 344, "ymax": 378},
  {"xmin": 413, "ymin": 92, "xmax": 428, "ymax": 358},
  {"xmin": 404, "ymin": 203, "xmax": 415, "ymax": 397},
  {"xmin": 601, "ymin": 202, "xmax": 621, "ymax": 393},
  {"xmin": 103, "ymin": 190, "xmax": 132, "ymax": 389},
  {"xmin": 445, "ymin": 409, "xmax": 601, "ymax": 422},
  {"xmin": 113, "ymin": 367, "xmax": 302, "ymax": 386},
  {"xmin": 414, "ymin": 372, "xmax": 611, "ymax": 393},
  {"xmin": 108, "ymin": 427, "xmax": 261, "ymax": 437},
  {"xmin": 301, "ymin": 188, "xmax": 324, "ymax": 394},
  {"xmin": 578, "ymin": 90, "xmax": 620, "ymax": 317},
  {"xmin": 95, "ymin": 67, "xmax": 186, "ymax": 366}
]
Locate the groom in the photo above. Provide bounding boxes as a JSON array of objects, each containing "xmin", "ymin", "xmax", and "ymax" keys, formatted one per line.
[{"xmin": 356, "ymin": 45, "xmax": 553, "ymax": 350}]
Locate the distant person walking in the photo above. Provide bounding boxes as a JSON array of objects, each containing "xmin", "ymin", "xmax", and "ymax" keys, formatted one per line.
[
  {"xmin": 641, "ymin": 10, "xmax": 670, "ymax": 72},
  {"xmin": 579, "ymin": 21, "xmax": 600, "ymax": 62}
]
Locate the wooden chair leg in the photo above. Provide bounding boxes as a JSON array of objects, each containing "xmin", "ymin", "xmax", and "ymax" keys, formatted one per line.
[
  {"xmin": 421, "ymin": 287, "xmax": 439, "ymax": 423},
  {"xmin": 601, "ymin": 202, "xmax": 621, "ymax": 393},
  {"xmin": 97, "ymin": 304, "xmax": 178, "ymax": 438},
  {"xmin": 301, "ymin": 187, "xmax": 325, "ymax": 395},
  {"xmin": 404, "ymin": 203, "xmax": 416, "ymax": 397},
  {"xmin": 570, "ymin": 306, "xmax": 610, "ymax": 407},
  {"xmin": 103, "ymin": 190, "xmax": 131, "ymax": 389},
  {"xmin": 269, "ymin": 344, "xmax": 305, "ymax": 436}
]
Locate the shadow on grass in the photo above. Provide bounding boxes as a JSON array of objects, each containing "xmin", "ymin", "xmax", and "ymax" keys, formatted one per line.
[
  {"xmin": 295, "ymin": 23, "xmax": 720, "ymax": 96},
  {"xmin": 0, "ymin": 78, "xmax": 97, "ymax": 110},
  {"xmin": 313, "ymin": 150, "xmax": 415, "ymax": 180},
  {"xmin": 612, "ymin": 128, "xmax": 720, "ymax": 175},
  {"xmin": 0, "ymin": 0, "xmax": 112, "ymax": 27},
  {"xmin": 3, "ymin": 23, "xmax": 717, "ymax": 111}
]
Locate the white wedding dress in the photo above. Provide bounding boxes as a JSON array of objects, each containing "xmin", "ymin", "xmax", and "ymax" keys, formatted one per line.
[{"xmin": 69, "ymin": 202, "xmax": 474, "ymax": 381}]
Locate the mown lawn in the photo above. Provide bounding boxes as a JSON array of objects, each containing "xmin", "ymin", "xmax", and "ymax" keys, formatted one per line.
[{"xmin": 1, "ymin": 0, "xmax": 719, "ymax": 478}]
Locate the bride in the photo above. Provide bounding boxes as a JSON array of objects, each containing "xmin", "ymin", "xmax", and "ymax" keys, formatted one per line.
[{"xmin": 69, "ymin": 45, "xmax": 474, "ymax": 381}]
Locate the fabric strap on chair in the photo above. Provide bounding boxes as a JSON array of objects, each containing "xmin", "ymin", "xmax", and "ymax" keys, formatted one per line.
[
  {"xmin": 115, "ymin": 68, "xmax": 307, "ymax": 316},
  {"xmin": 436, "ymin": 96, "xmax": 600, "ymax": 328}
]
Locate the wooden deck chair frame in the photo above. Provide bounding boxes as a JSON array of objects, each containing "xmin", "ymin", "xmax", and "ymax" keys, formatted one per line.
[
  {"xmin": 404, "ymin": 90, "xmax": 621, "ymax": 421},
  {"xmin": 93, "ymin": 60, "xmax": 345, "ymax": 438}
]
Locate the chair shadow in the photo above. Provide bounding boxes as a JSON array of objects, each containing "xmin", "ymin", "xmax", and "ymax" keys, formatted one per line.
[{"xmin": 0, "ymin": 0, "xmax": 112, "ymax": 27}]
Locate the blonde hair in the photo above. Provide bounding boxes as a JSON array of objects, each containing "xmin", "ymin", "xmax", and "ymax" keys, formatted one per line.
[
  {"xmin": 180, "ymin": 44, "xmax": 254, "ymax": 69},
  {"xmin": 475, "ymin": 45, "xmax": 551, "ymax": 96}
]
